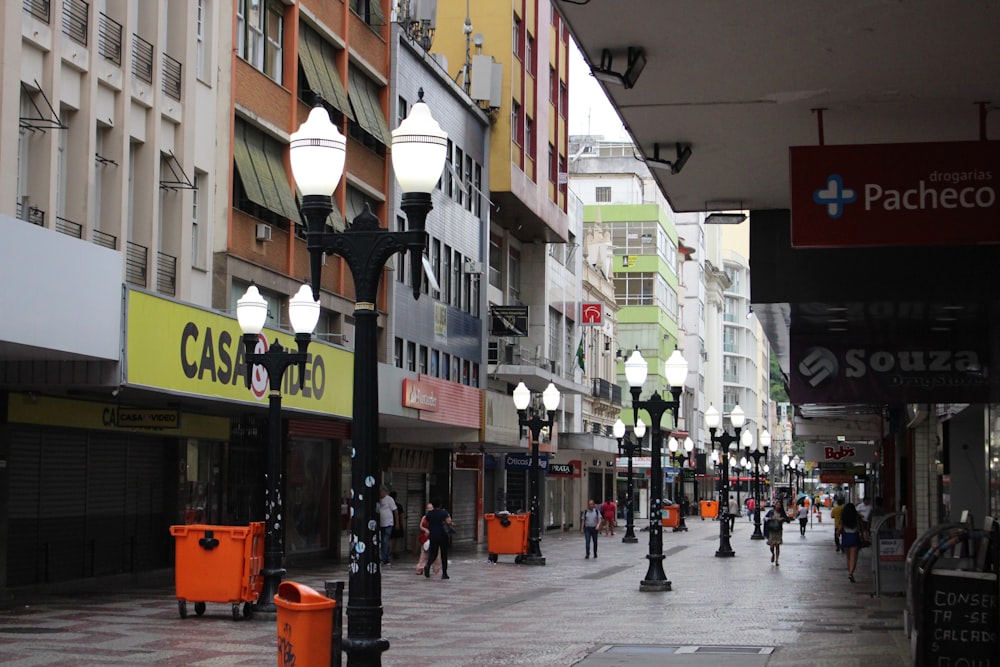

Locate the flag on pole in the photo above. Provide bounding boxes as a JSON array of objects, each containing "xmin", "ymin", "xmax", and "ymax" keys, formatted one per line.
[{"xmin": 576, "ymin": 336, "xmax": 585, "ymax": 372}]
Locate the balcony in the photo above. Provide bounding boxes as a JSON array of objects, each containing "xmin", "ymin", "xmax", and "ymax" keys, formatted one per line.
[
  {"xmin": 92, "ymin": 229, "xmax": 117, "ymax": 250},
  {"xmin": 24, "ymin": 0, "xmax": 50, "ymax": 24},
  {"xmin": 132, "ymin": 34, "xmax": 154, "ymax": 84},
  {"xmin": 62, "ymin": 0, "xmax": 88, "ymax": 46},
  {"xmin": 162, "ymin": 52, "xmax": 182, "ymax": 100},
  {"xmin": 126, "ymin": 241, "xmax": 147, "ymax": 288},
  {"xmin": 591, "ymin": 377, "xmax": 623, "ymax": 405},
  {"xmin": 16, "ymin": 201, "xmax": 45, "ymax": 226},
  {"xmin": 55, "ymin": 216, "xmax": 83, "ymax": 239},
  {"xmin": 98, "ymin": 12, "xmax": 122, "ymax": 65},
  {"xmin": 156, "ymin": 251, "xmax": 176, "ymax": 296}
]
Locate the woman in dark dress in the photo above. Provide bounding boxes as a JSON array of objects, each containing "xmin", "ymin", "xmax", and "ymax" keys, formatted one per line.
[{"xmin": 838, "ymin": 502, "xmax": 861, "ymax": 582}]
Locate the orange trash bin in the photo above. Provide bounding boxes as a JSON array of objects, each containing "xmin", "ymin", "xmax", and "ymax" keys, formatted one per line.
[
  {"xmin": 484, "ymin": 512, "xmax": 530, "ymax": 563},
  {"xmin": 661, "ymin": 504, "xmax": 680, "ymax": 528},
  {"xmin": 170, "ymin": 522, "xmax": 264, "ymax": 621},
  {"xmin": 275, "ymin": 581, "xmax": 336, "ymax": 667},
  {"xmin": 700, "ymin": 500, "xmax": 719, "ymax": 520}
]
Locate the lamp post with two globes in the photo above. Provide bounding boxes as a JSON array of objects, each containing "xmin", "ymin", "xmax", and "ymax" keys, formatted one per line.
[
  {"xmin": 512, "ymin": 381, "xmax": 560, "ymax": 565},
  {"xmin": 745, "ymin": 429, "xmax": 770, "ymax": 540},
  {"xmin": 287, "ymin": 91, "xmax": 448, "ymax": 666},
  {"xmin": 667, "ymin": 435, "xmax": 693, "ymax": 531},
  {"xmin": 614, "ymin": 418, "xmax": 645, "ymax": 544},
  {"xmin": 236, "ymin": 284, "xmax": 320, "ymax": 613},
  {"xmin": 624, "ymin": 348, "xmax": 689, "ymax": 592},
  {"xmin": 705, "ymin": 404, "xmax": 744, "ymax": 558}
]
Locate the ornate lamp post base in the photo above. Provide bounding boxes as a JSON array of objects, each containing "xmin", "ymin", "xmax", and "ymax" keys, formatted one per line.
[
  {"xmin": 622, "ymin": 534, "xmax": 639, "ymax": 544},
  {"xmin": 521, "ymin": 554, "xmax": 546, "ymax": 566},
  {"xmin": 640, "ymin": 553, "xmax": 672, "ymax": 591}
]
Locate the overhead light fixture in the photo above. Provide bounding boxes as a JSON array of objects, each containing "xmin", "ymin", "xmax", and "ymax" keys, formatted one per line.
[
  {"xmin": 705, "ymin": 213, "xmax": 747, "ymax": 225},
  {"xmin": 646, "ymin": 142, "xmax": 692, "ymax": 174},
  {"xmin": 590, "ymin": 47, "xmax": 647, "ymax": 90}
]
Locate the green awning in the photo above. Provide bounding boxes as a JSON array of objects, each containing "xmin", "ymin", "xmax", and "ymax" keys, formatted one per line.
[
  {"xmin": 233, "ymin": 120, "xmax": 301, "ymax": 223},
  {"xmin": 347, "ymin": 67, "xmax": 392, "ymax": 146},
  {"xmin": 298, "ymin": 25, "xmax": 354, "ymax": 121}
]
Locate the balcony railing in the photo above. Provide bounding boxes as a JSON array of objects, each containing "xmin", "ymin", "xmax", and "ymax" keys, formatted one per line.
[
  {"xmin": 55, "ymin": 216, "xmax": 83, "ymax": 239},
  {"xmin": 723, "ymin": 372, "xmax": 739, "ymax": 383},
  {"xmin": 98, "ymin": 12, "xmax": 122, "ymax": 65},
  {"xmin": 156, "ymin": 251, "xmax": 176, "ymax": 296},
  {"xmin": 611, "ymin": 383, "xmax": 622, "ymax": 406},
  {"xmin": 125, "ymin": 241, "xmax": 147, "ymax": 287},
  {"xmin": 62, "ymin": 0, "xmax": 88, "ymax": 46},
  {"xmin": 24, "ymin": 0, "xmax": 50, "ymax": 23},
  {"xmin": 132, "ymin": 34, "xmax": 154, "ymax": 84},
  {"xmin": 16, "ymin": 201, "xmax": 45, "ymax": 226},
  {"xmin": 92, "ymin": 229, "xmax": 117, "ymax": 250},
  {"xmin": 162, "ymin": 53, "xmax": 182, "ymax": 100}
]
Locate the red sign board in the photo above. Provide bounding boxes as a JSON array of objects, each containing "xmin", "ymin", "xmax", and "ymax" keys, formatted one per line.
[
  {"xmin": 402, "ymin": 378, "xmax": 438, "ymax": 411},
  {"xmin": 790, "ymin": 141, "xmax": 1000, "ymax": 248},
  {"xmin": 581, "ymin": 303, "xmax": 603, "ymax": 325}
]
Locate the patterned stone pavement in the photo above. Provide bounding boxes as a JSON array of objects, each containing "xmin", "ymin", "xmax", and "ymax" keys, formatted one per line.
[{"xmin": 0, "ymin": 509, "xmax": 910, "ymax": 666}]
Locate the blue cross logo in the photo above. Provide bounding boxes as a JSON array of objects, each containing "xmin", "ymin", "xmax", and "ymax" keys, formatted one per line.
[{"xmin": 812, "ymin": 174, "xmax": 857, "ymax": 219}]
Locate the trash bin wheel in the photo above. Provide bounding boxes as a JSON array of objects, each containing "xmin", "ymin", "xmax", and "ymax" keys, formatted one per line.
[
  {"xmin": 514, "ymin": 555, "xmax": 522, "ymax": 564},
  {"xmin": 488, "ymin": 553, "xmax": 498, "ymax": 563},
  {"xmin": 194, "ymin": 602, "xmax": 206, "ymax": 616},
  {"xmin": 243, "ymin": 602, "xmax": 253, "ymax": 619},
  {"xmin": 178, "ymin": 601, "xmax": 187, "ymax": 619},
  {"xmin": 231, "ymin": 604, "xmax": 241, "ymax": 621}
]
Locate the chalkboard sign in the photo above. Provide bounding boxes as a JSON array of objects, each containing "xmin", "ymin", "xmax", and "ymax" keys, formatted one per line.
[{"xmin": 920, "ymin": 569, "xmax": 998, "ymax": 666}]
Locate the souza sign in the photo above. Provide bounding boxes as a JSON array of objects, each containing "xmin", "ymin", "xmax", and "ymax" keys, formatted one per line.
[{"xmin": 790, "ymin": 141, "xmax": 1000, "ymax": 248}]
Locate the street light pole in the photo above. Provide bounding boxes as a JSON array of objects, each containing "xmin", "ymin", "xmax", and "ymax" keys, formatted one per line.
[
  {"xmin": 705, "ymin": 404, "xmax": 743, "ymax": 558},
  {"xmin": 512, "ymin": 381, "xmax": 560, "ymax": 565},
  {"xmin": 666, "ymin": 436, "xmax": 692, "ymax": 532},
  {"xmin": 614, "ymin": 418, "xmax": 645, "ymax": 544},
  {"xmin": 746, "ymin": 429, "xmax": 770, "ymax": 540},
  {"xmin": 237, "ymin": 284, "xmax": 320, "ymax": 613},
  {"xmin": 289, "ymin": 93, "xmax": 448, "ymax": 667},
  {"xmin": 625, "ymin": 348, "xmax": 689, "ymax": 592}
]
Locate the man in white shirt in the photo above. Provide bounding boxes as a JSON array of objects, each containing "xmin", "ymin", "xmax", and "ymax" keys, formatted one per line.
[
  {"xmin": 857, "ymin": 496, "xmax": 873, "ymax": 542},
  {"xmin": 377, "ymin": 486, "xmax": 399, "ymax": 565}
]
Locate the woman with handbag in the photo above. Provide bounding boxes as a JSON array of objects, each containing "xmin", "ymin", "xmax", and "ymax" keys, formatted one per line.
[
  {"xmin": 837, "ymin": 502, "xmax": 862, "ymax": 582},
  {"xmin": 764, "ymin": 500, "xmax": 791, "ymax": 566},
  {"xmin": 423, "ymin": 500, "xmax": 454, "ymax": 580},
  {"xmin": 415, "ymin": 503, "xmax": 441, "ymax": 576}
]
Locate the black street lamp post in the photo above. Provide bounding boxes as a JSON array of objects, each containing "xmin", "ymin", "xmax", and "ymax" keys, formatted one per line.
[
  {"xmin": 624, "ymin": 348, "xmax": 689, "ymax": 592},
  {"xmin": 667, "ymin": 435, "xmax": 692, "ymax": 532},
  {"xmin": 289, "ymin": 93, "xmax": 448, "ymax": 666},
  {"xmin": 745, "ymin": 429, "xmax": 770, "ymax": 540},
  {"xmin": 614, "ymin": 417, "xmax": 645, "ymax": 544},
  {"xmin": 705, "ymin": 404, "xmax": 744, "ymax": 558},
  {"xmin": 237, "ymin": 284, "xmax": 320, "ymax": 613},
  {"xmin": 512, "ymin": 381, "xmax": 561, "ymax": 566}
]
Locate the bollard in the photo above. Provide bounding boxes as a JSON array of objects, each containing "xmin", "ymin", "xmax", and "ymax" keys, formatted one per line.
[{"xmin": 325, "ymin": 580, "xmax": 344, "ymax": 666}]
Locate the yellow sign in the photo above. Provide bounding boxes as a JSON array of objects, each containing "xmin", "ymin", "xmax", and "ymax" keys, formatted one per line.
[
  {"xmin": 7, "ymin": 393, "xmax": 229, "ymax": 438},
  {"xmin": 125, "ymin": 290, "xmax": 352, "ymax": 418}
]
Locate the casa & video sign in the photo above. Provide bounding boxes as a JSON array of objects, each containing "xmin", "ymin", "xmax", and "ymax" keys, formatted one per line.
[{"xmin": 124, "ymin": 290, "xmax": 352, "ymax": 417}]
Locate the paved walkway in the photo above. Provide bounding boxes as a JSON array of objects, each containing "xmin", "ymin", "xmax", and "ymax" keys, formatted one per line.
[{"xmin": 0, "ymin": 509, "xmax": 910, "ymax": 666}]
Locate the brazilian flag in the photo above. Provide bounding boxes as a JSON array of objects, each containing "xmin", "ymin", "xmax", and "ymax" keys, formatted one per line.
[{"xmin": 576, "ymin": 336, "xmax": 585, "ymax": 372}]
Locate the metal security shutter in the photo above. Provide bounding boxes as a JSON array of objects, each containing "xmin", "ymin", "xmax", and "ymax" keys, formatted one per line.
[
  {"xmin": 451, "ymin": 469, "xmax": 476, "ymax": 543},
  {"xmin": 125, "ymin": 436, "xmax": 169, "ymax": 572},
  {"xmin": 40, "ymin": 432, "xmax": 88, "ymax": 583},
  {"xmin": 86, "ymin": 434, "xmax": 128, "ymax": 576},
  {"xmin": 404, "ymin": 473, "xmax": 425, "ymax": 553},
  {"xmin": 7, "ymin": 429, "xmax": 42, "ymax": 584}
]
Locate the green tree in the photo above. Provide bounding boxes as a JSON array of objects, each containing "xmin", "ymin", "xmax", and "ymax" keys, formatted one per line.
[{"xmin": 769, "ymin": 351, "xmax": 788, "ymax": 404}]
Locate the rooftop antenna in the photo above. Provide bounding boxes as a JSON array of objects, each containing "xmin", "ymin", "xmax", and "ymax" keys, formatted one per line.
[{"xmin": 463, "ymin": 0, "xmax": 473, "ymax": 94}]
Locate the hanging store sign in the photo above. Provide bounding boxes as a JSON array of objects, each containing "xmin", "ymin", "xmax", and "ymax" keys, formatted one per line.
[
  {"xmin": 581, "ymin": 303, "xmax": 603, "ymax": 325},
  {"xmin": 790, "ymin": 141, "xmax": 1000, "ymax": 248},
  {"xmin": 490, "ymin": 306, "xmax": 528, "ymax": 337}
]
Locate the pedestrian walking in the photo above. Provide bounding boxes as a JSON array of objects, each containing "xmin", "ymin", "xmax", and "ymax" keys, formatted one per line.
[
  {"xmin": 764, "ymin": 500, "xmax": 791, "ymax": 566},
  {"xmin": 581, "ymin": 499, "xmax": 602, "ymax": 558},
  {"xmin": 601, "ymin": 498, "xmax": 617, "ymax": 536},
  {"xmin": 415, "ymin": 503, "xmax": 441, "ymax": 576},
  {"xmin": 423, "ymin": 500, "xmax": 453, "ymax": 580},
  {"xmin": 838, "ymin": 502, "xmax": 862, "ymax": 582},
  {"xmin": 377, "ymin": 486, "xmax": 398, "ymax": 566},
  {"xmin": 796, "ymin": 501, "xmax": 809, "ymax": 536},
  {"xmin": 830, "ymin": 496, "xmax": 845, "ymax": 551},
  {"xmin": 857, "ymin": 496, "xmax": 873, "ymax": 545},
  {"xmin": 727, "ymin": 496, "xmax": 739, "ymax": 532}
]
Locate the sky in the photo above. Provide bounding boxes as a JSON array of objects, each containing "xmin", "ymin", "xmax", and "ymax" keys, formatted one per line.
[{"xmin": 567, "ymin": 41, "xmax": 630, "ymax": 140}]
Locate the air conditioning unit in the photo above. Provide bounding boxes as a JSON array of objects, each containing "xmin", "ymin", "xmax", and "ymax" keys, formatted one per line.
[
  {"xmin": 255, "ymin": 223, "xmax": 272, "ymax": 241},
  {"xmin": 463, "ymin": 260, "xmax": 483, "ymax": 274}
]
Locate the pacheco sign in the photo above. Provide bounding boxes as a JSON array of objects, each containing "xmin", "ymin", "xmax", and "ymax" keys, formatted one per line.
[
  {"xmin": 124, "ymin": 290, "xmax": 352, "ymax": 417},
  {"xmin": 790, "ymin": 141, "xmax": 1000, "ymax": 248}
]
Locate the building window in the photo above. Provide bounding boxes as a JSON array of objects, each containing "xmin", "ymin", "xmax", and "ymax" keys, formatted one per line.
[
  {"xmin": 191, "ymin": 171, "xmax": 207, "ymax": 269},
  {"xmin": 526, "ymin": 33, "xmax": 535, "ymax": 75},
  {"xmin": 525, "ymin": 116, "xmax": 535, "ymax": 160},
  {"xmin": 419, "ymin": 345, "xmax": 428, "ymax": 374},
  {"xmin": 430, "ymin": 349, "xmax": 440, "ymax": 377},
  {"xmin": 595, "ymin": 186, "xmax": 611, "ymax": 203},
  {"xmin": 489, "ymin": 234, "xmax": 502, "ymax": 289},
  {"xmin": 431, "ymin": 238, "xmax": 441, "ymax": 300},
  {"xmin": 397, "ymin": 95, "xmax": 408, "ymax": 127},
  {"xmin": 196, "ymin": 0, "xmax": 208, "ymax": 81},
  {"xmin": 513, "ymin": 14, "xmax": 522, "ymax": 59},
  {"xmin": 512, "ymin": 101, "xmax": 523, "ymax": 146},
  {"xmin": 473, "ymin": 163, "xmax": 483, "ymax": 219},
  {"xmin": 548, "ymin": 143, "xmax": 557, "ymax": 184},
  {"xmin": 406, "ymin": 341, "xmax": 416, "ymax": 372},
  {"xmin": 237, "ymin": 0, "xmax": 283, "ymax": 84},
  {"xmin": 394, "ymin": 337, "xmax": 403, "ymax": 368},
  {"xmin": 508, "ymin": 248, "xmax": 521, "ymax": 305},
  {"xmin": 559, "ymin": 82, "xmax": 568, "ymax": 118},
  {"xmin": 442, "ymin": 243, "xmax": 452, "ymax": 304},
  {"xmin": 550, "ymin": 66, "xmax": 558, "ymax": 104}
]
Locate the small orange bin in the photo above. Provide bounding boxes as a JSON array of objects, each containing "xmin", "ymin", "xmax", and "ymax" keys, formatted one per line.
[
  {"xmin": 700, "ymin": 500, "xmax": 719, "ymax": 520},
  {"xmin": 484, "ymin": 512, "xmax": 530, "ymax": 563},
  {"xmin": 661, "ymin": 504, "xmax": 681, "ymax": 528},
  {"xmin": 169, "ymin": 522, "xmax": 264, "ymax": 620},
  {"xmin": 275, "ymin": 581, "xmax": 336, "ymax": 667}
]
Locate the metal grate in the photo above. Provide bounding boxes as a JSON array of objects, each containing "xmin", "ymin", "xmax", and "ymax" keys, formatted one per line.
[
  {"xmin": 125, "ymin": 241, "xmax": 147, "ymax": 287},
  {"xmin": 132, "ymin": 34, "xmax": 153, "ymax": 84},
  {"xmin": 161, "ymin": 53, "xmax": 182, "ymax": 100},
  {"xmin": 23, "ymin": 0, "xmax": 50, "ymax": 24},
  {"xmin": 98, "ymin": 12, "xmax": 122, "ymax": 65},
  {"xmin": 92, "ymin": 229, "xmax": 117, "ymax": 250},
  {"xmin": 16, "ymin": 201, "xmax": 45, "ymax": 226},
  {"xmin": 156, "ymin": 251, "xmax": 176, "ymax": 296},
  {"xmin": 62, "ymin": 0, "xmax": 88, "ymax": 46},
  {"xmin": 55, "ymin": 216, "xmax": 83, "ymax": 239}
]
